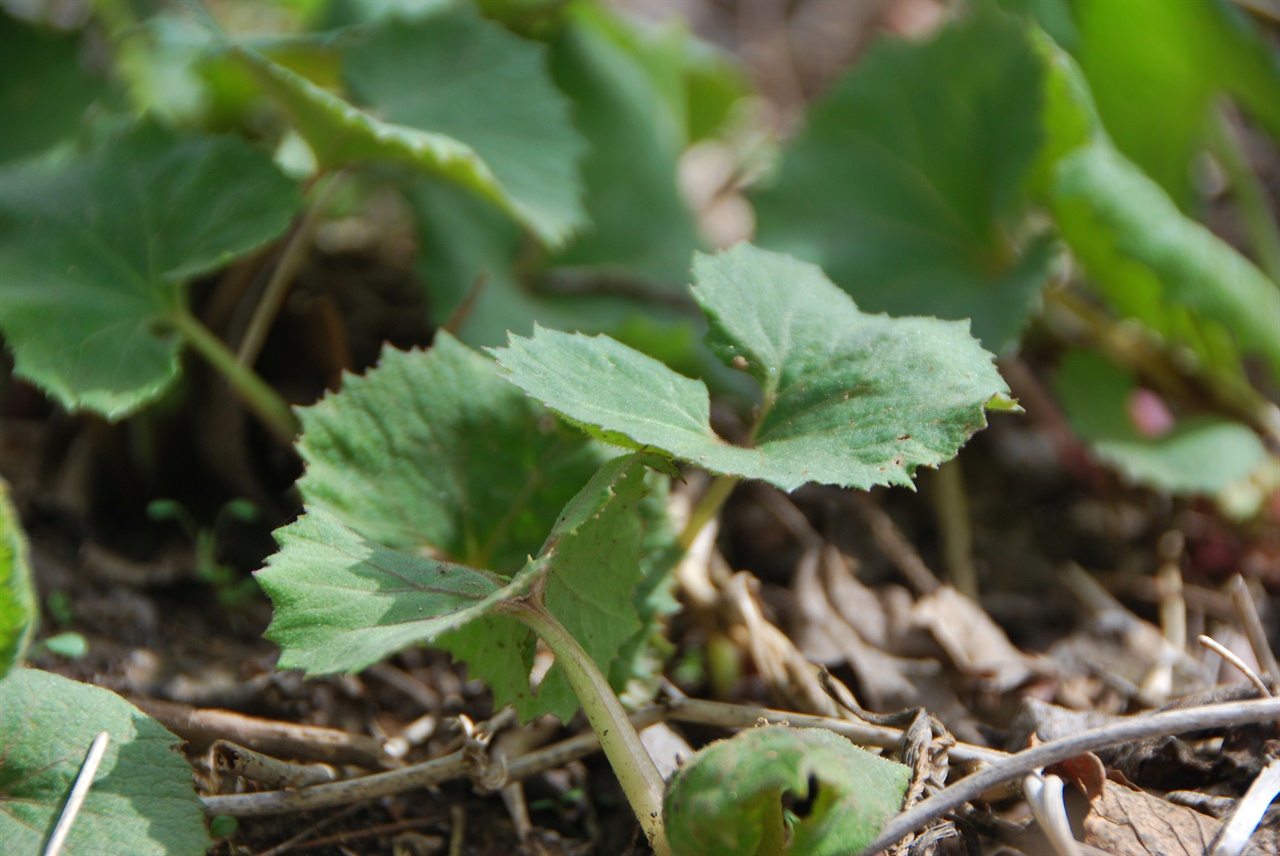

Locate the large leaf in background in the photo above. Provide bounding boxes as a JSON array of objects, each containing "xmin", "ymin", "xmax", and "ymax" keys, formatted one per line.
[
  {"xmin": 226, "ymin": 38, "xmax": 573, "ymax": 246},
  {"xmin": 295, "ymin": 334, "xmax": 609, "ymax": 573},
  {"xmin": 495, "ymin": 244, "xmax": 1012, "ymax": 492},
  {"xmin": 1056, "ymin": 351, "xmax": 1267, "ymax": 495},
  {"xmin": 1073, "ymin": 0, "xmax": 1280, "ymax": 208},
  {"xmin": 259, "ymin": 453, "xmax": 657, "ymax": 722},
  {"xmin": 0, "ymin": 13, "xmax": 109, "ymax": 164},
  {"xmin": 1051, "ymin": 143, "xmax": 1280, "ymax": 381},
  {"xmin": 0, "ymin": 477, "xmax": 35, "ymax": 678},
  {"xmin": 0, "ymin": 669, "xmax": 210, "ymax": 855},
  {"xmin": 342, "ymin": 5, "xmax": 586, "ymax": 248},
  {"xmin": 408, "ymin": 176, "xmax": 717, "ymax": 396},
  {"xmin": 752, "ymin": 10, "xmax": 1052, "ymax": 352},
  {"xmin": 0, "ymin": 122, "xmax": 300, "ymax": 418},
  {"xmin": 545, "ymin": 2, "xmax": 701, "ymax": 283}
]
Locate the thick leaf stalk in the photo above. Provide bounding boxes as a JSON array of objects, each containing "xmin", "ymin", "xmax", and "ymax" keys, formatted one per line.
[{"xmin": 504, "ymin": 598, "xmax": 670, "ymax": 856}]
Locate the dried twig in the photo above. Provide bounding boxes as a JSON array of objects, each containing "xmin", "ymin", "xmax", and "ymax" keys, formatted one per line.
[
  {"xmin": 1198, "ymin": 635, "xmax": 1271, "ymax": 697},
  {"xmin": 1210, "ymin": 757, "xmax": 1280, "ymax": 856},
  {"xmin": 133, "ymin": 696, "xmax": 390, "ymax": 768},
  {"xmin": 1230, "ymin": 574, "xmax": 1280, "ymax": 687},
  {"xmin": 202, "ymin": 706, "xmax": 666, "ymax": 817},
  {"xmin": 861, "ymin": 697, "xmax": 1280, "ymax": 855}
]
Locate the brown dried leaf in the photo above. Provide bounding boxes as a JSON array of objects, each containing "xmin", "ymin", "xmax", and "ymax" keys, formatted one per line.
[
  {"xmin": 911, "ymin": 585, "xmax": 1045, "ymax": 691},
  {"xmin": 1083, "ymin": 779, "xmax": 1220, "ymax": 856}
]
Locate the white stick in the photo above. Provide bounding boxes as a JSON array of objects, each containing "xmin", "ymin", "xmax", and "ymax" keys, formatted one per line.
[{"xmin": 44, "ymin": 731, "xmax": 111, "ymax": 856}]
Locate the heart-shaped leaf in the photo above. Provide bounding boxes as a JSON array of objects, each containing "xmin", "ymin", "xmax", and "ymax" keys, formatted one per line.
[
  {"xmin": 0, "ymin": 121, "xmax": 300, "ymax": 418},
  {"xmin": 494, "ymin": 243, "xmax": 1011, "ymax": 492}
]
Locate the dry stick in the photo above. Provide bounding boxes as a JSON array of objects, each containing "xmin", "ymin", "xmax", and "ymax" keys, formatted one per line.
[
  {"xmin": 1230, "ymin": 574, "xmax": 1280, "ymax": 687},
  {"xmin": 662, "ymin": 698, "xmax": 1005, "ymax": 766},
  {"xmin": 133, "ymin": 696, "xmax": 390, "ymax": 768},
  {"xmin": 44, "ymin": 732, "xmax": 110, "ymax": 856},
  {"xmin": 1198, "ymin": 635, "xmax": 1272, "ymax": 698},
  {"xmin": 1210, "ymin": 757, "xmax": 1280, "ymax": 856},
  {"xmin": 860, "ymin": 697, "xmax": 1280, "ymax": 856},
  {"xmin": 202, "ymin": 706, "xmax": 667, "ymax": 818}
]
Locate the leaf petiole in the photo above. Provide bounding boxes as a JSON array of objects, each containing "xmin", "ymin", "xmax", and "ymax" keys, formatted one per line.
[
  {"xmin": 501, "ymin": 597, "xmax": 671, "ymax": 856},
  {"xmin": 166, "ymin": 309, "xmax": 300, "ymax": 445}
]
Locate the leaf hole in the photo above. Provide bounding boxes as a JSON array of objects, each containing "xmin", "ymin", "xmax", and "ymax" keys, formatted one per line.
[{"xmin": 782, "ymin": 772, "xmax": 820, "ymax": 819}]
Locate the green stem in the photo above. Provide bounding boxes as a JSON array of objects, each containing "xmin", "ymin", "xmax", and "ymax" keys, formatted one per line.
[
  {"xmin": 1208, "ymin": 104, "xmax": 1280, "ymax": 286},
  {"xmin": 168, "ymin": 310, "xmax": 300, "ymax": 446},
  {"xmin": 930, "ymin": 459, "xmax": 976, "ymax": 598},
  {"xmin": 237, "ymin": 172, "xmax": 345, "ymax": 368},
  {"xmin": 505, "ymin": 599, "xmax": 670, "ymax": 856},
  {"xmin": 677, "ymin": 474, "xmax": 740, "ymax": 551}
]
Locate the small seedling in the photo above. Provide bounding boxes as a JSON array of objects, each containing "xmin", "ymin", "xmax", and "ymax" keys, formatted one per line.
[{"xmin": 258, "ymin": 243, "xmax": 1010, "ymax": 852}]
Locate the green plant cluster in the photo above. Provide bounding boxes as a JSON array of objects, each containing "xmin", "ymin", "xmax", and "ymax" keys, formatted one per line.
[{"xmin": 1, "ymin": 0, "xmax": 1278, "ymax": 853}]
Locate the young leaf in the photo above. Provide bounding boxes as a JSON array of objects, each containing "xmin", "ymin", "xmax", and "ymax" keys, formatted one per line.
[
  {"xmin": 0, "ymin": 121, "xmax": 300, "ymax": 418},
  {"xmin": 294, "ymin": 335, "xmax": 609, "ymax": 572},
  {"xmin": 1055, "ymin": 351, "xmax": 1267, "ymax": 495},
  {"xmin": 258, "ymin": 336, "xmax": 666, "ymax": 721},
  {"xmin": 342, "ymin": 6, "xmax": 587, "ymax": 248},
  {"xmin": 0, "ymin": 477, "xmax": 35, "ymax": 678},
  {"xmin": 260, "ymin": 454, "xmax": 656, "ymax": 722},
  {"xmin": 663, "ymin": 726, "xmax": 910, "ymax": 855},
  {"xmin": 528, "ymin": 453, "xmax": 652, "ymax": 720},
  {"xmin": 257, "ymin": 505, "xmax": 533, "ymax": 679},
  {"xmin": 752, "ymin": 10, "xmax": 1051, "ymax": 352},
  {"xmin": 0, "ymin": 668, "xmax": 211, "ymax": 855},
  {"xmin": 494, "ymin": 243, "xmax": 1011, "ymax": 492},
  {"xmin": 1051, "ymin": 143, "xmax": 1280, "ymax": 381}
]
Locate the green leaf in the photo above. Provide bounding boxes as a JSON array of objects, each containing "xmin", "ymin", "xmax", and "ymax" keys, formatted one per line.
[
  {"xmin": 257, "ymin": 505, "xmax": 530, "ymax": 678},
  {"xmin": 663, "ymin": 726, "xmax": 910, "ymax": 856},
  {"xmin": 294, "ymin": 334, "xmax": 609, "ymax": 572},
  {"xmin": 226, "ymin": 29, "xmax": 575, "ymax": 247},
  {"xmin": 1073, "ymin": 0, "xmax": 1280, "ymax": 207},
  {"xmin": 259, "ymin": 454, "xmax": 656, "ymax": 722},
  {"xmin": 0, "ymin": 121, "xmax": 300, "ymax": 418},
  {"xmin": 545, "ymin": 2, "xmax": 701, "ymax": 283},
  {"xmin": 494, "ymin": 244, "xmax": 1009, "ymax": 492},
  {"xmin": 752, "ymin": 10, "xmax": 1051, "ymax": 352},
  {"xmin": 1055, "ymin": 351, "xmax": 1267, "ymax": 495},
  {"xmin": 258, "ymin": 336, "xmax": 665, "ymax": 720},
  {"xmin": 0, "ymin": 477, "xmax": 35, "ymax": 678},
  {"xmin": 532, "ymin": 453, "xmax": 650, "ymax": 720},
  {"xmin": 342, "ymin": 5, "xmax": 586, "ymax": 248},
  {"xmin": 1051, "ymin": 143, "xmax": 1280, "ymax": 380},
  {"xmin": 0, "ymin": 13, "xmax": 109, "ymax": 164},
  {"xmin": 0, "ymin": 668, "xmax": 211, "ymax": 855}
]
